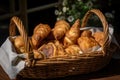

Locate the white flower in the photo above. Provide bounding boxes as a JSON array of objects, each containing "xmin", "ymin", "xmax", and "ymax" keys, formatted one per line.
[
  {"xmin": 58, "ymin": 11, "xmax": 62, "ymax": 15},
  {"xmin": 86, "ymin": 1, "xmax": 93, "ymax": 9},
  {"xmin": 54, "ymin": 10, "xmax": 59, "ymax": 15},
  {"xmin": 67, "ymin": 16, "xmax": 74, "ymax": 22},
  {"xmin": 57, "ymin": 17, "xmax": 60, "ymax": 21},
  {"xmin": 105, "ymin": 12, "xmax": 114, "ymax": 19},
  {"xmin": 62, "ymin": 7, "xmax": 67, "ymax": 13},
  {"xmin": 62, "ymin": 0, "xmax": 68, "ymax": 6}
]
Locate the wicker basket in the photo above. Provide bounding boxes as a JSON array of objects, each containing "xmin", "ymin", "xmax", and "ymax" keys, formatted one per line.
[{"xmin": 15, "ymin": 9, "xmax": 112, "ymax": 79}]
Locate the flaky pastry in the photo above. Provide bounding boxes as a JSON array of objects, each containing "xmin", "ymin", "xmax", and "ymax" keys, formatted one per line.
[
  {"xmin": 93, "ymin": 31, "xmax": 105, "ymax": 46},
  {"xmin": 53, "ymin": 20, "xmax": 70, "ymax": 40},
  {"xmin": 32, "ymin": 23, "xmax": 51, "ymax": 49}
]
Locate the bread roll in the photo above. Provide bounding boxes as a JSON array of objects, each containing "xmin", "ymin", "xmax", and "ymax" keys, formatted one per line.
[
  {"xmin": 77, "ymin": 30, "xmax": 100, "ymax": 53},
  {"xmin": 65, "ymin": 45, "xmax": 82, "ymax": 56},
  {"xmin": 93, "ymin": 31, "xmax": 105, "ymax": 46},
  {"xmin": 53, "ymin": 20, "xmax": 70, "ymax": 40},
  {"xmin": 64, "ymin": 19, "xmax": 80, "ymax": 48},
  {"xmin": 32, "ymin": 23, "xmax": 51, "ymax": 49},
  {"xmin": 38, "ymin": 42, "xmax": 57, "ymax": 58}
]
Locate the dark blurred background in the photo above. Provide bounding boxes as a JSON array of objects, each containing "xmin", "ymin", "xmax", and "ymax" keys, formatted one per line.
[{"xmin": 0, "ymin": 0, "xmax": 119, "ymax": 46}]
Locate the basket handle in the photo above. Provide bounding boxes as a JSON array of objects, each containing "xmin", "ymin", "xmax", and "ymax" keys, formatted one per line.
[
  {"xmin": 9, "ymin": 16, "xmax": 32, "ymax": 66},
  {"xmin": 81, "ymin": 9, "xmax": 109, "ymax": 49},
  {"xmin": 9, "ymin": 16, "xmax": 29, "ymax": 53}
]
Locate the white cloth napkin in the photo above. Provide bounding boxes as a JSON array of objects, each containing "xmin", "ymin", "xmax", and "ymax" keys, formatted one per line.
[{"xmin": 0, "ymin": 37, "xmax": 25, "ymax": 79}]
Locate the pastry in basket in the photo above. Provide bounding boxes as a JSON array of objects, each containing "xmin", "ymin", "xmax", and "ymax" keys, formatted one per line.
[
  {"xmin": 33, "ymin": 49, "xmax": 46, "ymax": 60},
  {"xmin": 38, "ymin": 42, "xmax": 57, "ymax": 58},
  {"xmin": 77, "ymin": 30, "xmax": 100, "ymax": 53},
  {"xmin": 54, "ymin": 40, "xmax": 67, "ymax": 57},
  {"xmin": 32, "ymin": 23, "xmax": 51, "ymax": 49},
  {"xmin": 53, "ymin": 20, "xmax": 70, "ymax": 40},
  {"xmin": 81, "ymin": 30, "xmax": 92, "ymax": 37},
  {"xmin": 64, "ymin": 19, "xmax": 80, "ymax": 48},
  {"xmin": 93, "ymin": 31, "xmax": 105, "ymax": 46},
  {"xmin": 14, "ymin": 36, "xmax": 25, "ymax": 54},
  {"xmin": 65, "ymin": 45, "xmax": 82, "ymax": 56}
]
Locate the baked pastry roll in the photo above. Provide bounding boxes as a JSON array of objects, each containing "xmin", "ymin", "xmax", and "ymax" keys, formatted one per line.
[
  {"xmin": 65, "ymin": 45, "xmax": 82, "ymax": 56},
  {"xmin": 32, "ymin": 23, "xmax": 51, "ymax": 49},
  {"xmin": 53, "ymin": 20, "xmax": 70, "ymax": 40},
  {"xmin": 64, "ymin": 19, "xmax": 80, "ymax": 48},
  {"xmin": 38, "ymin": 42, "xmax": 56, "ymax": 58},
  {"xmin": 77, "ymin": 30, "xmax": 100, "ymax": 53},
  {"xmin": 93, "ymin": 31, "xmax": 105, "ymax": 46}
]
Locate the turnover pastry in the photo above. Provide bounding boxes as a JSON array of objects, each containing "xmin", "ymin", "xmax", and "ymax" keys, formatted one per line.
[
  {"xmin": 77, "ymin": 30, "xmax": 100, "ymax": 53},
  {"xmin": 93, "ymin": 31, "xmax": 105, "ymax": 46},
  {"xmin": 38, "ymin": 42, "xmax": 57, "ymax": 58},
  {"xmin": 32, "ymin": 23, "xmax": 51, "ymax": 49}
]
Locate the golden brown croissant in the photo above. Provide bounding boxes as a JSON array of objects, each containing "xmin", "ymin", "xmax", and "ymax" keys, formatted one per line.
[
  {"xmin": 14, "ymin": 36, "xmax": 25, "ymax": 53},
  {"xmin": 32, "ymin": 23, "xmax": 51, "ymax": 49},
  {"xmin": 53, "ymin": 20, "xmax": 70, "ymax": 40},
  {"xmin": 64, "ymin": 19, "xmax": 80, "ymax": 48},
  {"xmin": 65, "ymin": 45, "xmax": 82, "ymax": 56},
  {"xmin": 93, "ymin": 31, "xmax": 105, "ymax": 46},
  {"xmin": 77, "ymin": 30, "xmax": 100, "ymax": 53}
]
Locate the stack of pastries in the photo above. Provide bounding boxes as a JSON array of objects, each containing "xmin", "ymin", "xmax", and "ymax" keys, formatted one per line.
[{"xmin": 13, "ymin": 19, "xmax": 105, "ymax": 60}]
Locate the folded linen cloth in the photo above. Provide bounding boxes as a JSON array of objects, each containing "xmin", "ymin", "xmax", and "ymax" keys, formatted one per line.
[{"xmin": 0, "ymin": 37, "xmax": 25, "ymax": 79}]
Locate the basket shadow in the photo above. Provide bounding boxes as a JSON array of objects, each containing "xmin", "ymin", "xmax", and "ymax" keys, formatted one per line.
[{"xmin": 47, "ymin": 58, "xmax": 120, "ymax": 80}]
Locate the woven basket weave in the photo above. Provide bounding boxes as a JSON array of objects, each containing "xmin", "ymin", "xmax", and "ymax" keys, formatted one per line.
[
  {"xmin": 9, "ymin": 16, "xmax": 31, "ymax": 65},
  {"xmin": 15, "ymin": 9, "xmax": 112, "ymax": 79}
]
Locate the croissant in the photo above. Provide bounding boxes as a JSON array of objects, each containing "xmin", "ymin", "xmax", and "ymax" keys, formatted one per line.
[
  {"xmin": 32, "ymin": 23, "xmax": 51, "ymax": 49},
  {"xmin": 93, "ymin": 31, "xmax": 105, "ymax": 46},
  {"xmin": 53, "ymin": 20, "xmax": 70, "ymax": 40},
  {"xmin": 77, "ymin": 30, "xmax": 100, "ymax": 53},
  {"xmin": 64, "ymin": 19, "xmax": 80, "ymax": 48}
]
